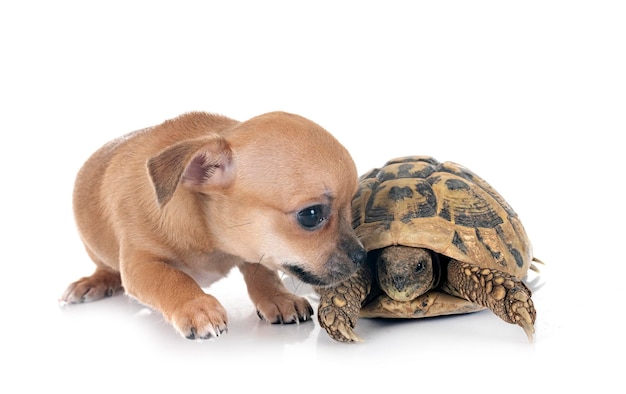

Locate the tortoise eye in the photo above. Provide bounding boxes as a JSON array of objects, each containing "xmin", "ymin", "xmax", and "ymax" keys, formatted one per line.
[
  {"xmin": 297, "ymin": 204, "xmax": 329, "ymax": 230},
  {"xmin": 415, "ymin": 262, "xmax": 424, "ymax": 272}
]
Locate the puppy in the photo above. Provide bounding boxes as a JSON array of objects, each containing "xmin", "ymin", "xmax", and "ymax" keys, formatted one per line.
[{"xmin": 60, "ymin": 111, "xmax": 366, "ymax": 339}]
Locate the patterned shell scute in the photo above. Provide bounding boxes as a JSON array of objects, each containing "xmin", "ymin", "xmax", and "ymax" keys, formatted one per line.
[{"xmin": 352, "ymin": 156, "xmax": 532, "ymax": 277}]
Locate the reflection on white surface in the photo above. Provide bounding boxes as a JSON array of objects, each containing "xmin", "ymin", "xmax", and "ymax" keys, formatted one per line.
[
  {"xmin": 20, "ymin": 197, "xmax": 611, "ymax": 392},
  {"xmin": 40, "ymin": 266, "xmax": 559, "ymax": 385}
]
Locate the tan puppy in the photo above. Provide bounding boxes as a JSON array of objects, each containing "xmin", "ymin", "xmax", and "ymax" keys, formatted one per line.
[{"xmin": 60, "ymin": 111, "xmax": 366, "ymax": 339}]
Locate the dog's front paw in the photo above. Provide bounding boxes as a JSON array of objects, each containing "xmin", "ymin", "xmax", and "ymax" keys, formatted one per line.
[
  {"xmin": 255, "ymin": 293, "xmax": 314, "ymax": 324},
  {"xmin": 170, "ymin": 295, "xmax": 228, "ymax": 339}
]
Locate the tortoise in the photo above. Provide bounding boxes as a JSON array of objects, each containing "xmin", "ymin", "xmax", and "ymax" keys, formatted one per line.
[{"xmin": 315, "ymin": 155, "xmax": 540, "ymax": 343}]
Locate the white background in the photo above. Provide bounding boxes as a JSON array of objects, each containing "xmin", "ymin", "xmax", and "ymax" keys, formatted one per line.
[{"xmin": 1, "ymin": 1, "xmax": 624, "ymax": 392}]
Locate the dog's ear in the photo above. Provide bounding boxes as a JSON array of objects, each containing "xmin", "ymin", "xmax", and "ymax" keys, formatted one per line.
[{"xmin": 147, "ymin": 136, "xmax": 233, "ymax": 207}]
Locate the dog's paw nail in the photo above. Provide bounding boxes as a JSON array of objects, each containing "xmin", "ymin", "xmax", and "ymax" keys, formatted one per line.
[
  {"xmin": 186, "ymin": 324, "xmax": 228, "ymax": 340},
  {"xmin": 105, "ymin": 288, "xmax": 113, "ymax": 297},
  {"xmin": 207, "ymin": 327, "xmax": 218, "ymax": 338},
  {"xmin": 186, "ymin": 327, "xmax": 197, "ymax": 340}
]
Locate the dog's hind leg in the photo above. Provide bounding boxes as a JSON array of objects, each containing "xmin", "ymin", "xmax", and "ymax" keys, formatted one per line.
[{"xmin": 60, "ymin": 266, "xmax": 123, "ymax": 304}]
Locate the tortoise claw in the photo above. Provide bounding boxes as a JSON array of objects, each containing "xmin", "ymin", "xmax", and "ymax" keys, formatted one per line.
[
  {"xmin": 508, "ymin": 286, "xmax": 536, "ymax": 342},
  {"xmin": 318, "ymin": 305, "xmax": 363, "ymax": 343},
  {"xmin": 516, "ymin": 308, "xmax": 535, "ymax": 343},
  {"xmin": 337, "ymin": 322, "xmax": 363, "ymax": 343}
]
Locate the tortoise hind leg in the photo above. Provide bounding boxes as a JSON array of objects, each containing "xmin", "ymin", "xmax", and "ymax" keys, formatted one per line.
[{"xmin": 443, "ymin": 260, "xmax": 536, "ymax": 342}]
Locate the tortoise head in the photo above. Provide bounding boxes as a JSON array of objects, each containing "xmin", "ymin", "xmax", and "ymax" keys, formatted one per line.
[{"xmin": 375, "ymin": 245, "xmax": 440, "ymax": 302}]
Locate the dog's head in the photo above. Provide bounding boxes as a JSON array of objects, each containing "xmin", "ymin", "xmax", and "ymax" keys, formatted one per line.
[{"xmin": 147, "ymin": 111, "xmax": 365, "ymax": 287}]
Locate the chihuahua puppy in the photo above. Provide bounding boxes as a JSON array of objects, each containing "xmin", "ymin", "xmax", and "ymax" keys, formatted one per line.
[{"xmin": 60, "ymin": 111, "xmax": 366, "ymax": 339}]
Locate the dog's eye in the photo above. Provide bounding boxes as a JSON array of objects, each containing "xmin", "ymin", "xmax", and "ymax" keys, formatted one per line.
[{"xmin": 297, "ymin": 205, "xmax": 328, "ymax": 230}]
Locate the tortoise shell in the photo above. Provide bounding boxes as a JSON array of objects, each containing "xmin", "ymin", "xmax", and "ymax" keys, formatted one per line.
[{"xmin": 351, "ymin": 155, "xmax": 533, "ymax": 318}]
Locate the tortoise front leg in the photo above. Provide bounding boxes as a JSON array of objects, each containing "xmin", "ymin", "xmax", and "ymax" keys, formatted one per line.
[
  {"xmin": 443, "ymin": 260, "xmax": 536, "ymax": 342},
  {"xmin": 315, "ymin": 265, "xmax": 372, "ymax": 342}
]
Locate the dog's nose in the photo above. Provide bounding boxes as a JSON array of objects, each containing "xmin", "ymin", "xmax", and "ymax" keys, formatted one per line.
[{"xmin": 350, "ymin": 247, "xmax": 367, "ymax": 266}]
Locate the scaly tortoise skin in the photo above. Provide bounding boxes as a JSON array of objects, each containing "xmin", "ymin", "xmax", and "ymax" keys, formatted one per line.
[{"xmin": 315, "ymin": 156, "xmax": 540, "ymax": 342}]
